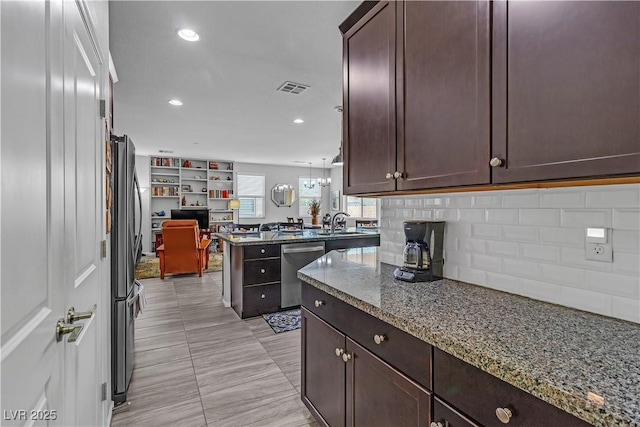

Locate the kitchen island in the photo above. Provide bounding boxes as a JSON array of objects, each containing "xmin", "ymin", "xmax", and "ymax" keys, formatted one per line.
[
  {"xmin": 216, "ymin": 229, "xmax": 379, "ymax": 317},
  {"xmin": 298, "ymin": 247, "xmax": 640, "ymax": 427}
]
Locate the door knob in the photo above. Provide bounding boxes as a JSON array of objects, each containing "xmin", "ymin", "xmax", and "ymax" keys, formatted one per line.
[
  {"xmin": 385, "ymin": 172, "xmax": 392, "ymax": 180},
  {"xmin": 373, "ymin": 334, "xmax": 386, "ymax": 345},
  {"xmin": 393, "ymin": 171, "xmax": 402, "ymax": 179},
  {"xmin": 496, "ymin": 407, "xmax": 513, "ymax": 423},
  {"xmin": 261, "ymin": 294, "xmax": 265, "ymax": 299},
  {"xmin": 67, "ymin": 304, "xmax": 96, "ymax": 324},
  {"xmin": 314, "ymin": 300, "xmax": 325, "ymax": 308},
  {"xmin": 260, "ymin": 268, "xmax": 266, "ymax": 274},
  {"xmin": 56, "ymin": 319, "xmax": 83, "ymax": 342},
  {"xmin": 260, "ymin": 248, "xmax": 266, "ymax": 254},
  {"xmin": 335, "ymin": 348, "xmax": 344, "ymax": 357},
  {"xmin": 490, "ymin": 157, "xmax": 504, "ymax": 167},
  {"xmin": 342, "ymin": 352, "xmax": 352, "ymax": 362}
]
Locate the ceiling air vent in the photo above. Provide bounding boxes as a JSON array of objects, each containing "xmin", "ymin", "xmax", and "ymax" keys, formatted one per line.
[
  {"xmin": 277, "ymin": 81, "xmax": 309, "ymax": 95},
  {"xmin": 159, "ymin": 149, "xmax": 174, "ymax": 153}
]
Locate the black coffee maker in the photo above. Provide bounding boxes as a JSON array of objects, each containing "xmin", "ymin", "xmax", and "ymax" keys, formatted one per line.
[{"xmin": 393, "ymin": 220, "xmax": 445, "ymax": 282}]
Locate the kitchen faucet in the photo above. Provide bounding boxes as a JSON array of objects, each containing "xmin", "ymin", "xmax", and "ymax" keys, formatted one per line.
[{"xmin": 330, "ymin": 211, "xmax": 350, "ymax": 233}]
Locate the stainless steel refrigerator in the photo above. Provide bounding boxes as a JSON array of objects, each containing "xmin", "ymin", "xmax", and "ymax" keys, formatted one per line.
[{"xmin": 110, "ymin": 134, "xmax": 142, "ymax": 403}]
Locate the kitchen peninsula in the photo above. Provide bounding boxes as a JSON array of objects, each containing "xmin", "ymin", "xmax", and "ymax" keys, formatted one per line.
[
  {"xmin": 298, "ymin": 247, "xmax": 640, "ymax": 427},
  {"xmin": 216, "ymin": 229, "xmax": 380, "ymax": 318}
]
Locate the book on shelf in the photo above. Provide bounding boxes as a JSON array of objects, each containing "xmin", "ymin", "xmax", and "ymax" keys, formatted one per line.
[
  {"xmin": 152, "ymin": 186, "xmax": 178, "ymax": 197},
  {"xmin": 151, "ymin": 157, "xmax": 180, "ymax": 167},
  {"xmin": 208, "ymin": 189, "xmax": 233, "ymax": 198}
]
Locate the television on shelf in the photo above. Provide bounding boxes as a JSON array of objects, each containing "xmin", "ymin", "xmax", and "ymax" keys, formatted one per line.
[{"xmin": 170, "ymin": 208, "xmax": 209, "ymax": 231}]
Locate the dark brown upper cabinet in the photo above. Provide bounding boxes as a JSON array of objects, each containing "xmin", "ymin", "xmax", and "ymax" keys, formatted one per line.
[
  {"xmin": 341, "ymin": 1, "xmax": 640, "ymax": 195},
  {"xmin": 492, "ymin": 1, "xmax": 640, "ymax": 183}
]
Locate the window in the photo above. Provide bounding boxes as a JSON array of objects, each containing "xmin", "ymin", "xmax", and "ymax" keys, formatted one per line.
[
  {"xmin": 345, "ymin": 196, "xmax": 378, "ymax": 218},
  {"xmin": 237, "ymin": 174, "xmax": 265, "ymax": 218},
  {"xmin": 298, "ymin": 177, "xmax": 321, "ymax": 217}
]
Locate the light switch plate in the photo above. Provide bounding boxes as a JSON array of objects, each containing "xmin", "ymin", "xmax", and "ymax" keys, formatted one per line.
[{"xmin": 585, "ymin": 242, "xmax": 613, "ymax": 262}]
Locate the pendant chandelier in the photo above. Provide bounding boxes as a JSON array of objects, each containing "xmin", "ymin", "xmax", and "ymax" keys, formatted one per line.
[
  {"xmin": 303, "ymin": 162, "xmax": 316, "ymax": 189},
  {"xmin": 318, "ymin": 158, "xmax": 331, "ymax": 187}
]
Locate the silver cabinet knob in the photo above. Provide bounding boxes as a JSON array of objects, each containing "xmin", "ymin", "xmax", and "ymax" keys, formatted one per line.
[
  {"xmin": 260, "ymin": 268, "xmax": 265, "ymax": 274},
  {"xmin": 385, "ymin": 172, "xmax": 392, "ymax": 180},
  {"xmin": 260, "ymin": 248, "xmax": 265, "ymax": 254},
  {"xmin": 261, "ymin": 294, "xmax": 265, "ymax": 299},
  {"xmin": 373, "ymin": 334, "xmax": 386, "ymax": 345},
  {"xmin": 430, "ymin": 423, "xmax": 444, "ymax": 427},
  {"xmin": 496, "ymin": 407, "xmax": 513, "ymax": 423},
  {"xmin": 342, "ymin": 352, "xmax": 352, "ymax": 362},
  {"xmin": 393, "ymin": 171, "xmax": 402, "ymax": 179},
  {"xmin": 335, "ymin": 348, "xmax": 344, "ymax": 357},
  {"xmin": 314, "ymin": 300, "xmax": 325, "ymax": 308},
  {"xmin": 490, "ymin": 157, "xmax": 504, "ymax": 167}
]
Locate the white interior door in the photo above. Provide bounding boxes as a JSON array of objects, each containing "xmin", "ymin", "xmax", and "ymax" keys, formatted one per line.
[
  {"xmin": 1, "ymin": 1, "xmax": 105, "ymax": 425},
  {"xmin": 62, "ymin": 1, "xmax": 104, "ymax": 426}
]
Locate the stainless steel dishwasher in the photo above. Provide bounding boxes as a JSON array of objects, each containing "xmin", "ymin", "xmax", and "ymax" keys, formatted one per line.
[{"xmin": 281, "ymin": 241, "xmax": 325, "ymax": 308}]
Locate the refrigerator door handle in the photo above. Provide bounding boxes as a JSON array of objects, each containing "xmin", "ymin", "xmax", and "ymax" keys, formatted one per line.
[{"xmin": 133, "ymin": 170, "xmax": 143, "ymax": 263}]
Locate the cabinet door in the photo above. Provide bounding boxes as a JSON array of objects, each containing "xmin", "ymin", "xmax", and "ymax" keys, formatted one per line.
[
  {"xmin": 301, "ymin": 308, "xmax": 346, "ymax": 427},
  {"xmin": 492, "ymin": 1, "xmax": 640, "ymax": 183},
  {"xmin": 345, "ymin": 338, "xmax": 431, "ymax": 427},
  {"xmin": 397, "ymin": 1, "xmax": 490, "ymax": 190},
  {"xmin": 432, "ymin": 397, "xmax": 480, "ymax": 427},
  {"xmin": 343, "ymin": 1, "xmax": 397, "ymax": 195}
]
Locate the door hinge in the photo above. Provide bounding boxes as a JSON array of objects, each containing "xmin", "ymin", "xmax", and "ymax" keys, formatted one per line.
[
  {"xmin": 99, "ymin": 99, "xmax": 106, "ymax": 118},
  {"xmin": 101, "ymin": 382, "xmax": 107, "ymax": 401},
  {"xmin": 101, "ymin": 240, "xmax": 107, "ymax": 259}
]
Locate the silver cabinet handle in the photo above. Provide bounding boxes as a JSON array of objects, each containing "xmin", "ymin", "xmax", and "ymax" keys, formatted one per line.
[
  {"xmin": 373, "ymin": 334, "xmax": 386, "ymax": 345},
  {"xmin": 260, "ymin": 268, "xmax": 266, "ymax": 274},
  {"xmin": 260, "ymin": 248, "xmax": 266, "ymax": 254},
  {"xmin": 430, "ymin": 423, "xmax": 444, "ymax": 427},
  {"xmin": 261, "ymin": 294, "xmax": 265, "ymax": 299},
  {"xmin": 342, "ymin": 352, "xmax": 352, "ymax": 362},
  {"xmin": 393, "ymin": 171, "xmax": 402, "ymax": 179},
  {"xmin": 335, "ymin": 348, "xmax": 344, "ymax": 357},
  {"xmin": 385, "ymin": 172, "xmax": 393, "ymax": 180},
  {"xmin": 56, "ymin": 318, "xmax": 83, "ymax": 342},
  {"xmin": 496, "ymin": 407, "xmax": 513, "ymax": 424},
  {"xmin": 490, "ymin": 157, "xmax": 504, "ymax": 167},
  {"xmin": 67, "ymin": 304, "xmax": 96, "ymax": 324},
  {"xmin": 314, "ymin": 300, "xmax": 325, "ymax": 308}
]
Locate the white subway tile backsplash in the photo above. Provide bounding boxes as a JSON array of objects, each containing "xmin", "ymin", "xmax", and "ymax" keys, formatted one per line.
[
  {"xmin": 486, "ymin": 209, "xmax": 519, "ymax": 224},
  {"xmin": 502, "ymin": 225, "xmax": 539, "ymax": 243},
  {"xmin": 561, "ymin": 209, "xmax": 611, "ymax": 228},
  {"xmin": 519, "ymin": 209, "xmax": 560, "ymax": 226},
  {"xmin": 539, "ymin": 191, "xmax": 585, "ymax": 208},
  {"xmin": 520, "ymin": 243, "xmax": 560, "ymax": 263},
  {"xmin": 560, "ymin": 287, "xmax": 612, "ymax": 317},
  {"xmin": 585, "ymin": 187, "xmax": 640, "ymax": 208},
  {"xmin": 584, "ymin": 271, "xmax": 639, "ymax": 299},
  {"xmin": 612, "ymin": 209, "xmax": 640, "ymax": 231},
  {"xmin": 501, "ymin": 192, "xmax": 539, "ymax": 208},
  {"xmin": 612, "ymin": 297, "xmax": 640, "ymax": 323},
  {"xmin": 486, "ymin": 240, "xmax": 519, "ymax": 257},
  {"xmin": 378, "ymin": 184, "xmax": 639, "ymax": 323}
]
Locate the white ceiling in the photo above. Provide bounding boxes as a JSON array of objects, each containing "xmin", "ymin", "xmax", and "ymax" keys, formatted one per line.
[{"xmin": 109, "ymin": 1, "xmax": 358, "ymax": 168}]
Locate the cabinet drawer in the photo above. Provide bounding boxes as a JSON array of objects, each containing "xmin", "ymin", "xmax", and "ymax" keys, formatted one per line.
[
  {"xmin": 433, "ymin": 397, "xmax": 479, "ymax": 427},
  {"xmin": 302, "ymin": 282, "xmax": 431, "ymax": 390},
  {"xmin": 243, "ymin": 258, "xmax": 281, "ymax": 285},
  {"xmin": 243, "ymin": 283, "xmax": 281, "ymax": 318},
  {"xmin": 244, "ymin": 244, "xmax": 281, "ymax": 260},
  {"xmin": 433, "ymin": 348, "xmax": 590, "ymax": 427}
]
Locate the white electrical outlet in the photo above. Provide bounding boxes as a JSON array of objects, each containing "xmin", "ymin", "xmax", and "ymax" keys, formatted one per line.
[{"xmin": 585, "ymin": 242, "xmax": 613, "ymax": 262}]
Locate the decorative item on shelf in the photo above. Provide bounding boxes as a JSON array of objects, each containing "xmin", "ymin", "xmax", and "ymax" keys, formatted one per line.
[
  {"xmin": 201, "ymin": 187, "xmax": 207, "ymax": 192},
  {"xmin": 183, "ymin": 160, "xmax": 192, "ymax": 168},
  {"xmin": 227, "ymin": 176, "xmax": 232, "ymax": 180},
  {"xmin": 195, "ymin": 200, "xmax": 202, "ymax": 206},
  {"xmin": 211, "ymin": 176, "xmax": 220, "ymax": 181},
  {"xmin": 303, "ymin": 162, "xmax": 316, "ymax": 189},
  {"xmin": 318, "ymin": 158, "xmax": 331, "ymax": 187},
  {"xmin": 226, "ymin": 164, "xmax": 233, "ymax": 171},
  {"xmin": 193, "ymin": 175, "xmax": 201, "ymax": 180},
  {"xmin": 181, "ymin": 195, "xmax": 186, "ymax": 206},
  {"xmin": 181, "ymin": 185, "xmax": 191, "ymax": 192},
  {"xmin": 153, "ymin": 210, "xmax": 166, "ymax": 217},
  {"xmin": 209, "ymin": 162, "xmax": 218, "ymax": 170},
  {"xmin": 308, "ymin": 199, "xmax": 321, "ymax": 225}
]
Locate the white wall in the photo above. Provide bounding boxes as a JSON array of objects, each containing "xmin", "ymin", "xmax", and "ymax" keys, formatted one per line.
[
  {"xmin": 234, "ymin": 162, "xmax": 331, "ymax": 224},
  {"xmin": 379, "ymin": 184, "xmax": 640, "ymax": 324}
]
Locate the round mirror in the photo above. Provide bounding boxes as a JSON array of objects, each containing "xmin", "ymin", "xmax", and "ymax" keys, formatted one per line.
[{"xmin": 271, "ymin": 184, "xmax": 296, "ymax": 207}]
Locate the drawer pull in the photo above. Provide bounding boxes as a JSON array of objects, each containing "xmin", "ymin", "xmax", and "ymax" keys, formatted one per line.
[
  {"xmin": 260, "ymin": 268, "xmax": 266, "ymax": 274},
  {"xmin": 261, "ymin": 294, "xmax": 265, "ymax": 299},
  {"xmin": 314, "ymin": 300, "xmax": 325, "ymax": 308},
  {"xmin": 260, "ymin": 248, "xmax": 266, "ymax": 254},
  {"xmin": 342, "ymin": 352, "xmax": 352, "ymax": 362},
  {"xmin": 430, "ymin": 423, "xmax": 444, "ymax": 427},
  {"xmin": 490, "ymin": 157, "xmax": 504, "ymax": 167},
  {"xmin": 335, "ymin": 348, "xmax": 344, "ymax": 357},
  {"xmin": 385, "ymin": 172, "xmax": 392, "ymax": 180},
  {"xmin": 496, "ymin": 407, "xmax": 512, "ymax": 424},
  {"xmin": 373, "ymin": 334, "xmax": 387, "ymax": 345}
]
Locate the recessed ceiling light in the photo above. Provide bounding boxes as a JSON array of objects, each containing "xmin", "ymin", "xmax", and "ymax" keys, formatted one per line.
[
  {"xmin": 168, "ymin": 99, "xmax": 183, "ymax": 106},
  {"xmin": 177, "ymin": 29, "xmax": 200, "ymax": 42},
  {"xmin": 293, "ymin": 118, "xmax": 304, "ymax": 124}
]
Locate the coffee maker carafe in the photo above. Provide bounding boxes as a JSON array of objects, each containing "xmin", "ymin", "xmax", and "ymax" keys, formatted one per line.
[{"xmin": 393, "ymin": 220, "xmax": 444, "ymax": 282}]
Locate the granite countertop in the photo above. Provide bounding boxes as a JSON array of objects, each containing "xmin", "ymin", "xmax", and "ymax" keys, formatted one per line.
[
  {"xmin": 215, "ymin": 227, "xmax": 379, "ymax": 246},
  {"xmin": 297, "ymin": 247, "xmax": 640, "ymax": 427}
]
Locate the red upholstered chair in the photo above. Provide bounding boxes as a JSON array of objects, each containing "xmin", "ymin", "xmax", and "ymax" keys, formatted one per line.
[{"xmin": 157, "ymin": 220, "xmax": 211, "ymax": 279}]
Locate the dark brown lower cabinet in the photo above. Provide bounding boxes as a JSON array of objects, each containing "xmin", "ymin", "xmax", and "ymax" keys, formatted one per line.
[
  {"xmin": 302, "ymin": 308, "xmax": 431, "ymax": 427},
  {"xmin": 432, "ymin": 397, "xmax": 480, "ymax": 427}
]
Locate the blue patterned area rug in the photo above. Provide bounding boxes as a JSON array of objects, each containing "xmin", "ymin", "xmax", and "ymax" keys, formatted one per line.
[{"xmin": 262, "ymin": 309, "xmax": 301, "ymax": 334}]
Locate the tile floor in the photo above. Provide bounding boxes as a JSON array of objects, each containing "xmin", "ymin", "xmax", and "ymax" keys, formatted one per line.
[{"xmin": 111, "ymin": 271, "xmax": 318, "ymax": 427}]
